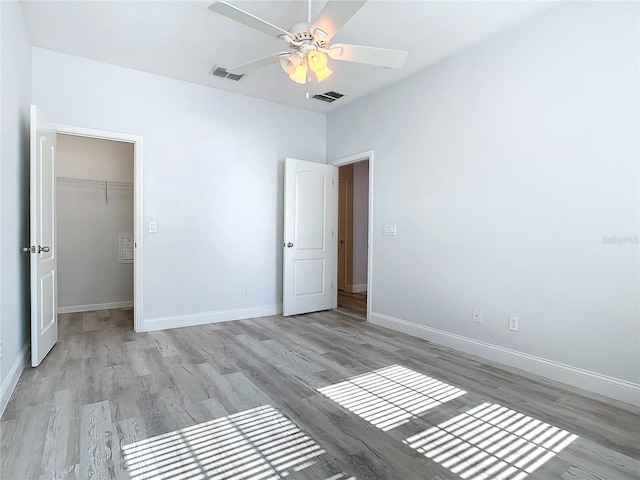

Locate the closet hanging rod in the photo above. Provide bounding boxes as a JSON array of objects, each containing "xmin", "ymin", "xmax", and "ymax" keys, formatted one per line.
[{"xmin": 56, "ymin": 176, "xmax": 133, "ymax": 188}]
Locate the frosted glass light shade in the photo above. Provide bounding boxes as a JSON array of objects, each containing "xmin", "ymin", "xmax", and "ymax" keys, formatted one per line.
[
  {"xmin": 315, "ymin": 66, "xmax": 333, "ymax": 82},
  {"xmin": 280, "ymin": 54, "xmax": 302, "ymax": 75},
  {"xmin": 289, "ymin": 65, "xmax": 308, "ymax": 84},
  {"xmin": 307, "ymin": 51, "xmax": 328, "ymax": 73}
]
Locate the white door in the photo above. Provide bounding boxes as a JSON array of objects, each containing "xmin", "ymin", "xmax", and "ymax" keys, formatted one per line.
[
  {"xmin": 29, "ymin": 105, "xmax": 58, "ymax": 366},
  {"xmin": 283, "ymin": 158, "xmax": 337, "ymax": 316}
]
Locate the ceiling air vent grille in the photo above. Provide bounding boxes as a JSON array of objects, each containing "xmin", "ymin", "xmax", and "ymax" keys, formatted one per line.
[
  {"xmin": 210, "ymin": 65, "xmax": 244, "ymax": 81},
  {"xmin": 312, "ymin": 91, "xmax": 344, "ymax": 103}
]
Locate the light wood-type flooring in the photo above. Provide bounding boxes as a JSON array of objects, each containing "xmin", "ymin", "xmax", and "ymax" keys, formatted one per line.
[
  {"xmin": 336, "ymin": 291, "xmax": 367, "ymax": 320},
  {"xmin": 1, "ymin": 308, "xmax": 638, "ymax": 480}
]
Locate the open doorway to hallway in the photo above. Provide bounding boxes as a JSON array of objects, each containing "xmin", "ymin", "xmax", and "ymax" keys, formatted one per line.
[{"xmin": 336, "ymin": 160, "xmax": 369, "ymax": 319}]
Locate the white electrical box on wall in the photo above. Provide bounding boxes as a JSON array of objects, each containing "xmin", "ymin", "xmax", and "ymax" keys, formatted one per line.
[
  {"xmin": 119, "ymin": 234, "xmax": 134, "ymax": 263},
  {"xmin": 383, "ymin": 224, "xmax": 397, "ymax": 236}
]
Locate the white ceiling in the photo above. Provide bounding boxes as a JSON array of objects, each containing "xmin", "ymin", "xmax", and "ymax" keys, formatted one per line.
[{"xmin": 20, "ymin": 0, "xmax": 558, "ymax": 113}]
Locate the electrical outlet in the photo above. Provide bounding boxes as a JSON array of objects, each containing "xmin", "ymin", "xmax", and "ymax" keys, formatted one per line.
[
  {"xmin": 509, "ymin": 316, "xmax": 519, "ymax": 332},
  {"xmin": 383, "ymin": 224, "xmax": 397, "ymax": 236},
  {"xmin": 472, "ymin": 308, "xmax": 482, "ymax": 323},
  {"xmin": 242, "ymin": 285, "xmax": 249, "ymax": 295}
]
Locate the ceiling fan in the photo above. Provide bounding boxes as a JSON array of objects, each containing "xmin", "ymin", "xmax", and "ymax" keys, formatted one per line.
[{"xmin": 208, "ymin": 0, "xmax": 408, "ymax": 87}]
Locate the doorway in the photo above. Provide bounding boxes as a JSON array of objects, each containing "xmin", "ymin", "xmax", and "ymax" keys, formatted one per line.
[
  {"xmin": 332, "ymin": 153, "xmax": 371, "ymax": 320},
  {"xmin": 52, "ymin": 124, "xmax": 143, "ymax": 331},
  {"xmin": 56, "ymin": 134, "xmax": 135, "ymax": 331}
]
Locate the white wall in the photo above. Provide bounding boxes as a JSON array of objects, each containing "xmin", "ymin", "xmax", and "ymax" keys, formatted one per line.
[
  {"xmin": 0, "ymin": 1, "xmax": 32, "ymax": 413},
  {"xmin": 32, "ymin": 48, "xmax": 326, "ymax": 330},
  {"xmin": 352, "ymin": 160, "xmax": 369, "ymax": 290},
  {"xmin": 57, "ymin": 135, "xmax": 134, "ymax": 311},
  {"xmin": 327, "ymin": 2, "xmax": 639, "ymax": 402}
]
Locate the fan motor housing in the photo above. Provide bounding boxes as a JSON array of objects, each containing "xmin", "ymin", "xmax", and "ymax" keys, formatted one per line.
[
  {"xmin": 287, "ymin": 23, "xmax": 329, "ymax": 53},
  {"xmin": 289, "ymin": 22, "xmax": 313, "ymax": 40}
]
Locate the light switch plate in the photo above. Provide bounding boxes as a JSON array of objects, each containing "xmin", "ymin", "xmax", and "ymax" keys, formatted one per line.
[{"xmin": 149, "ymin": 221, "xmax": 157, "ymax": 233}]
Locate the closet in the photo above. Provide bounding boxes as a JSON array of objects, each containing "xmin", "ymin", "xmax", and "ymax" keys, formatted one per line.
[{"xmin": 56, "ymin": 134, "xmax": 134, "ymax": 314}]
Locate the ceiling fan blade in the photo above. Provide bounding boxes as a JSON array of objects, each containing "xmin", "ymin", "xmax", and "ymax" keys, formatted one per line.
[
  {"xmin": 208, "ymin": 2, "xmax": 293, "ymax": 39},
  {"xmin": 229, "ymin": 53, "xmax": 290, "ymax": 75},
  {"xmin": 328, "ymin": 43, "xmax": 408, "ymax": 69},
  {"xmin": 310, "ymin": 0, "xmax": 366, "ymax": 41}
]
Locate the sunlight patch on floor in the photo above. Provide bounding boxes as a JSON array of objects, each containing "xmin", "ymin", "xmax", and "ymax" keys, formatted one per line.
[
  {"xmin": 317, "ymin": 364, "xmax": 467, "ymax": 431},
  {"xmin": 404, "ymin": 402, "xmax": 578, "ymax": 480},
  {"xmin": 123, "ymin": 405, "xmax": 344, "ymax": 480}
]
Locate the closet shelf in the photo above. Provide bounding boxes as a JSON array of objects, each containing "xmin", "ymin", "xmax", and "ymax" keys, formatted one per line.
[{"xmin": 56, "ymin": 176, "xmax": 133, "ymax": 188}]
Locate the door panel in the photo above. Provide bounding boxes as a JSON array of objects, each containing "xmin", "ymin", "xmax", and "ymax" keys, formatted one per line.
[
  {"xmin": 294, "ymin": 259, "xmax": 325, "ymax": 295},
  {"xmin": 40, "ymin": 271, "xmax": 56, "ymax": 333},
  {"xmin": 283, "ymin": 158, "xmax": 337, "ymax": 316},
  {"xmin": 30, "ymin": 105, "xmax": 58, "ymax": 367},
  {"xmin": 295, "ymin": 171, "xmax": 326, "ymax": 249}
]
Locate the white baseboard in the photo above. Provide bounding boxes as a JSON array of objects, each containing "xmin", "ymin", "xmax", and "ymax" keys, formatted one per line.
[
  {"xmin": 0, "ymin": 342, "xmax": 30, "ymax": 417},
  {"xmin": 370, "ymin": 312, "xmax": 640, "ymax": 407},
  {"xmin": 142, "ymin": 303, "xmax": 282, "ymax": 332},
  {"xmin": 58, "ymin": 301, "xmax": 133, "ymax": 314},
  {"xmin": 346, "ymin": 284, "xmax": 367, "ymax": 294}
]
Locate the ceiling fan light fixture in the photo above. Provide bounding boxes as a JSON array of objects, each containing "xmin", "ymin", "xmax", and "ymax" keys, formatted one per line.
[
  {"xmin": 307, "ymin": 50, "xmax": 328, "ymax": 73},
  {"xmin": 279, "ymin": 54, "xmax": 301, "ymax": 75},
  {"xmin": 289, "ymin": 65, "xmax": 308, "ymax": 84},
  {"xmin": 314, "ymin": 66, "xmax": 333, "ymax": 82},
  {"xmin": 208, "ymin": 0, "xmax": 407, "ymax": 93}
]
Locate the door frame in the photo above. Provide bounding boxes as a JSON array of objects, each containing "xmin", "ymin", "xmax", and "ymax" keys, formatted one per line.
[
  {"xmin": 52, "ymin": 123, "xmax": 144, "ymax": 332},
  {"xmin": 330, "ymin": 150, "xmax": 373, "ymax": 322}
]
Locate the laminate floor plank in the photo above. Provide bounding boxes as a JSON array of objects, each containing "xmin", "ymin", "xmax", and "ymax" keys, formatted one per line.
[
  {"xmin": 235, "ymin": 335, "xmax": 327, "ymax": 389},
  {"xmin": 164, "ymin": 328, "xmax": 212, "ymax": 365},
  {"xmin": 40, "ymin": 389, "xmax": 77, "ymax": 473},
  {"xmin": 79, "ymin": 400, "xmax": 113, "ymax": 479},
  {"xmin": 1, "ymin": 307, "xmax": 638, "ymax": 480},
  {"xmin": 148, "ymin": 330, "xmax": 181, "ymax": 358},
  {"xmin": 337, "ymin": 291, "xmax": 367, "ymax": 319},
  {"xmin": 82, "ymin": 311, "xmax": 99, "ymax": 332}
]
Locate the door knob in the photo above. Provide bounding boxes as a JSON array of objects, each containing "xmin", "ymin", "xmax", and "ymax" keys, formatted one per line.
[
  {"xmin": 38, "ymin": 245, "xmax": 50, "ymax": 253},
  {"xmin": 286, "ymin": 242, "xmax": 294, "ymax": 248},
  {"xmin": 22, "ymin": 246, "xmax": 32, "ymax": 253}
]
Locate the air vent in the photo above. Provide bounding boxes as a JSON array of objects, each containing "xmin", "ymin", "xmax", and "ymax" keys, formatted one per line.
[
  {"xmin": 312, "ymin": 91, "xmax": 345, "ymax": 103},
  {"xmin": 210, "ymin": 65, "xmax": 244, "ymax": 81}
]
